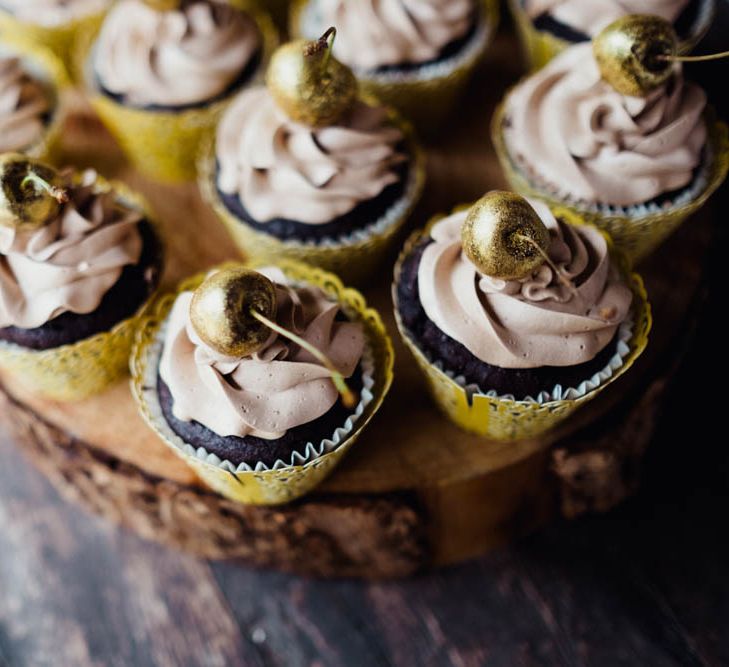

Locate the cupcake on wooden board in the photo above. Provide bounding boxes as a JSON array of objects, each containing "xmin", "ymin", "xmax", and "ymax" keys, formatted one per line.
[
  {"xmin": 493, "ymin": 16, "xmax": 729, "ymax": 263},
  {"xmin": 199, "ymin": 29, "xmax": 425, "ymax": 284},
  {"xmin": 0, "ymin": 0, "xmax": 112, "ymax": 74},
  {"xmin": 510, "ymin": 0, "xmax": 715, "ymax": 70},
  {"xmin": 0, "ymin": 38, "xmax": 69, "ymax": 161},
  {"xmin": 290, "ymin": 0, "xmax": 499, "ymax": 130},
  {"xmin": 393, "ymin": 191, "xmax": 651, "ymax": 440},
  {"xmin": 131, "ymin": 262, "xmax": 394, "ymax": 505},
  {"xmin": 0, "ymin": 154, "xmax": 163, "ymax": 400},
  {"xmin": 76, "ymin": 0, "xmax": 277, "ymax": 182}
]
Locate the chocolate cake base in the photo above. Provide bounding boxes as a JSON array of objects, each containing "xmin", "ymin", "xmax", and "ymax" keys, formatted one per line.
[
  {"xmin": 396, "ymin": 241, "xmax": 622, "ymax": 399},
  {"xmin": 156, "ymin": 366, "xmax": 365, "ymax": 468},
  {"xmin": 0, "ymin": 221, "xmax": 162, "ymax": 351}
]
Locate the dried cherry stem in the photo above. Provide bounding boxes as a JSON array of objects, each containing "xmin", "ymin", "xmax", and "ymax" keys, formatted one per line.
[
  {"xmin": 513, "ymin": 233, "xmax": 579, "ymax": 298},
  {"xmin": 305, "ymin": 26, "xmax": 337, "ymax": 71},
  {"xmin": 250, "ymin": 308, "xmax": 357, "ymax": 409},
  {"xmin": 658, "ymin": 50, "xmax": 729, "ymax": 62},
  {"xmin": 21, "ymin": 172, "xmax": 68, "ymax": 204}
]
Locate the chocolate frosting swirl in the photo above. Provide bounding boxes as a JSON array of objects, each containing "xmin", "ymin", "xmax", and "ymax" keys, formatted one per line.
[
  {"xmin": 216, "ymin": 87, "xmax": 406, "ymax": 224},
  {"xmin": 417, "ymin": 198, "xmax": 632, "ymax": 369},
  {"xmin": 0, "ymin": 170, "xmax": 143, "ymax": 329},
  {"xmin": 504, "ymin": 43, "xmax": 707, "ymax": 207},
  {"xmin": 0, "ymin": 0, "xmax": 110, "ymax": 26},
  {"xmin": 159, "ymin": 267, "xmax": 365, "ymax": 440},
  {"xmin": 94, "ymin": 0, "xmax": 261, "ymax": 107},
  {"xmin": 309, "ymin": 0, "xmax": 476, "ymax": 69},
  {"xmin": 0, "ymin": 55, "xmax": 51, "ymax": 153}
]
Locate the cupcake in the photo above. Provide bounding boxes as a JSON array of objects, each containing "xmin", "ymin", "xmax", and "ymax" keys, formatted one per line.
[
  {"xmin": 199, "ymin": 31, "xmax": 425, "ymax": 285},
  {"xmin": 290, "ymin": 0, "xmax": 499, "ymax": 130},
  {"xmin": 393, "ymin": 191, "xmax": 651, "ymax": 440},
  {"xmin": 76, "ymin": 0, "xmax": 277, "ymax": 182},
  {"xmin": 0, "ymin": 0, "xmax": 111, "ymax": 75},
  {"xmin": 0, "ymin": 154, "xmax": 163, "ymax": 400},
  {"xmin": 131, "ymin": 262, "xmax": 394, "ymax": 505},
  {"xmin": 493, "ymin": 20, "xmax": 729, "ymax": 263},
  {"xmin": 510, "ymin": 0, "xmax": 715, "ymax": 70},
  {"xmin": 0, "ymin": 38, "xmax": 69, "ymax": 161}
]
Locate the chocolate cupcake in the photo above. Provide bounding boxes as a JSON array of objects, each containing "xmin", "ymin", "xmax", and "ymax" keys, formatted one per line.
[
  {"xmin": 132, "ymin": 261, "xmax": 394, "ymax": 505},
  {"xmin": 510, "ymin": 0, "xmax": 715, "ymax": 70},
  {"xmin": 290, "ymin": 0, "xmax": 498, "ymax": 130},
  {"xmin": 76, "ymin": 0, "xmax": 277, "ymax": 182},
  {"xmin": 0, "ymin": 155, "xmax": 163, "ymax": 400},
  {"xmin": 393, "ymin": 192, "xmax": 651, "ymax": 440}
]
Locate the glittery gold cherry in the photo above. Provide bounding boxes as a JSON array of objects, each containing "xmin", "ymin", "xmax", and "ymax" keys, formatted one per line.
[
  {"xmin": 266, "ymin": 27, "xmax": 357, "ymax": 127},
  {"xmin": 594, "ymin": 15, "xmax": 729, "ymax": 96},
  {"xmin": 190, "ymin": 267, "xmax": 357, "ymax": 408},
  {"xmin": 0, "ymin": 154, "xmax": 68, "ymax": 231},
  {"xmin": 141, "ymin": 0, "xmax": 180, "ymax": 10}
]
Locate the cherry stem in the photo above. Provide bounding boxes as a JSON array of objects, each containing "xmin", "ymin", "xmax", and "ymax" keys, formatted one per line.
[
  {"xmin": 513, "ymin": 233, "xmax": 579, "ymax": 298},
  {"xmin": 305, "ymin": 26, "xmax": 337, "ymax": 72},
  {"xmin": 658, "ymin": 49, "xmax": 729, "ymax": 62},
  {"xmin": 250, "ymin": 308, "xmax": 357, "ymax": 409},
  {"xmin": 20, "ymin": 172, "xmax": 68, "ymax": 204}
]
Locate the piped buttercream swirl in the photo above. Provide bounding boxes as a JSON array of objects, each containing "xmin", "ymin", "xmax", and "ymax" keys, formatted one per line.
[
  {"xmin": 503, "ymin": 43, "xmax": 707, "ymax": 207},
  {"xmin": 417, "ymin": 198, "xmax": 632, "ymax": 369},
  {"xmin": 159, "ymin": 267, "xmax": 365, "ymax": 440},
  {"xmin": 93, "ymin": 0, "xmax": 261, "ymax": 107},
  {"xmin": 216, "ymin": 87, "xmax": 406, "ymax": 224},
  {"xmin": 0, "ymin": 169, "xmax": 143, "ymax": 329},
  {"xmin": 0, "ymin": 0, "xmax": 110, "ymax": 26},
  {"xmin": 0, "ymin": 55, "xmax": 52, "ymax": 153}
]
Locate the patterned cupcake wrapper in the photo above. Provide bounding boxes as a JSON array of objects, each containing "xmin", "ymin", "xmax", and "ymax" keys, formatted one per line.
[
  {"xmin": 72, "ymin": 8, "xmax": 278, "ymax": 183},
  {"xmin": 392, "ymin": 204, "xmax": 652, "ymax": 441},
  {"xmin": 0, "ymin": 178, "xmax": 162, "ymax": 402},
  {"xmin": 0, "ymin": 36, "xmax": 70, "ymax": 164},
  {"xmin": 508, "ymin": 0, "xmax": 716, "ymax": 71},
  {"xmin": 492, "ymin": 99, "xmax": 729, "ymax": 265},
  {"xmin": 198, "ymin": 102, "xmax": 425, "ymax": 285},
  {"xmin": 130, "ymin": 259, "xmax": 395, "ymax": 505},
  {"xmin": 0, "ymin": 7, "xmax": 107, "ymax": 81},
  {"xmin": 290, "ymin": 0, "xmax": 499, "ymax": 132}
]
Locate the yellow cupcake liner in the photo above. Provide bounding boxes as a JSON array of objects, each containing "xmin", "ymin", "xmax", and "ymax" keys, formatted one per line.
[
  {"xmin": 73, "ymin": 7, "xmax": 277, "ymax": 183},
  {"xmin": 290, "ymin": 0, "xmax": 499, "ymax": 132},
  {"xmin": 492, "ymin": 100, "xmax": 729, "ymax": 265},
  {"xmin": 0, "ymin": 36, "xmax": 70, "ymax": 164},
  {"xmin": 0, "ymin": 178, "xmax": 162, "ymax": 402},
  {"xmin": 0, "ymin": 6, "xmax": 107, "ymax": 80},
  {"xmin": 508, "ymin": 0, "xmax": 716, "ymax": 71},
  {"xmin": 131, "ymin": 259, "xmax": 395, "ymax": 505},
  {"xmin": 199, "ymin": 103, "xmax": 425, "ymax": 285},
  {"xmin": 393, "ymin": 204, "xmax": 652, "ymax": 441}
]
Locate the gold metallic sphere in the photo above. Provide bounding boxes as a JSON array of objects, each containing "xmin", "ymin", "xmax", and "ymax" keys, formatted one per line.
[
  {"xmin": 0, "ymin": 153, "xmax": 64, "ymax": 232},
  {"xmin": 141, "ymin": 0, "xmax": 180, "ymax": 10},
  {"xmin": 266, "ymin": 30, "xmax": 357, "ymax": 127},
  {"xmin": 593, "ymin": 15, "xmax": 678, "ymax": 96},
  {"xmin": 190, "ymin": 267, "xmax": 277, "ymax": 358},
  {"xmin": 461, "ymin": 191, "xmax": 550, "ymax": 281}
]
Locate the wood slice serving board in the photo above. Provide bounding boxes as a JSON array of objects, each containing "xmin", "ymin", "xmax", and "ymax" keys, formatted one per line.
[{"xmin": 0, "ymin": 36, "xmax": 714, "ymax": 578}]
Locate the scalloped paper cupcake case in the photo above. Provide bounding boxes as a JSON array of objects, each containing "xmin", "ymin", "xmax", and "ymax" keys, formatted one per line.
[
  {"xmin": 198, "ymin": 106, "xmax": 425, "ymax": 285},
  {"xmin": 290, "ymin": 0, "xmax": 499, "ymax": 132},
  {"xmin": 72, "ymin": 8, "xmax": 277, "ymax": 183},
  {"xmin": 0, "ymin": 37, "xmax": 70, "ymax": 164},
  {"xmin": 492, "ymin": 101, "xmax": 729, "ymax": 265},
  {"xmin": 130, "ymin": 260, "xmax": 395, "ymax": 505},
  {"xmin": 392, "ymin": 205, "xmax": 652, "ymax": 441},
  {"xmin": 508, "ymin": 0, "xmax": 716, "ymax": 71}
]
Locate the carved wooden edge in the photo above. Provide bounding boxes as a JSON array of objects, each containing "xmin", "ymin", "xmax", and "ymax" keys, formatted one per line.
[{"xmin": 0, "ymin": 390, "xmax": 428, "ymax": 578}]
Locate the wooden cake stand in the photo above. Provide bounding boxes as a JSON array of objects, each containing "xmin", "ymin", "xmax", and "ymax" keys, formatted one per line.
[{"xmin": 0, "ymin": 37, "xmax": 713, "ymax": 578}]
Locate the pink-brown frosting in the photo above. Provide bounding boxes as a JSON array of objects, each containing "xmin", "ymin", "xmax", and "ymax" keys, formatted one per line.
[
  {"xmin": 216, "ymin": 87, "xmax": 406, "ymax": 224},
  {"xmin": 0, "ymin": 169, "xmax": 143, "ymax": 329},
  {"xmin": 94, "ymin": 0, "xmax": 261, "ymax": 107},
  {"xmin": 0, "ymin": 0, "xmax": 110, "ymax": 26},
  {"xmin": 418, "ymin": 198, "xmax": 632, "ymax": 369},
  {"xmin": 309, "ymin": 0, "xmax": 476, "ymax": 70},
  {"xmin": 158, "ymin": 267, "xmax": 365, "ymax": 440},
  {"xmin": 525, "ymin": 0, "xmax": 691, "ymax": 37},
  {"xmin": 0, "ymin": 55, "xmax": 51, "ymax": 153},
  {"xmin": 503, "ymin": 43, "xmax": 706, "ymax": 207}
]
